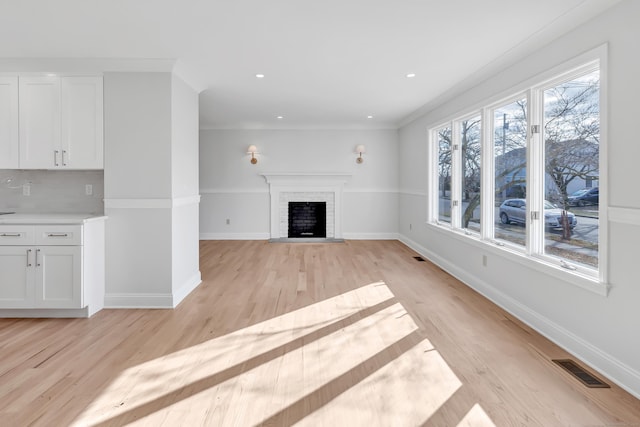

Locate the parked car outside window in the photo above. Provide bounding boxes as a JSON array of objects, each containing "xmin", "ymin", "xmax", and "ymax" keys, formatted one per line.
[
  {"xmin": 567, "ymin": 187, "xmax": 599, "ymax": 207},
  {"xmin": 499, "ymin": 199, "xmax": 577, "ymax": 229}
]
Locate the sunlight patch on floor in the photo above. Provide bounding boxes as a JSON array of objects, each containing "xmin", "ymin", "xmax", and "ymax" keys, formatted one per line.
[
  {"xmin": 294, "ymin": 339, "xmax": 462, "ymax": 426},
  {"xmin": 457, "ymin": 403, "xmax": 497, "ymax": 427},
  {"xmin": 71, "ymin": 282, "xmax": 396, "ymax": 426},
  {"xmin": 70, "ymin": 280, "xmax": 491, "ymax": 426},
  {"xmin": 103, "ymin": 302, "xmax": 416, "ymax": 426}
]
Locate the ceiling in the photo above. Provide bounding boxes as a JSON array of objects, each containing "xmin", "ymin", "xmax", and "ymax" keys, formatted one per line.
[{"xmin": 0, "ymin": 0, "xmax": 621, "ymax": 130}]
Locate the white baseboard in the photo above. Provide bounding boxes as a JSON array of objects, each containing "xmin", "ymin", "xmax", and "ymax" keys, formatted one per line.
[
  {"xmin": 200, "ymin": 232, "xmax": 270, "ymax": 240},
  {"xmin": 200, "ymin": 232, "xmax": 400, "ymax": 241},
  {"xmin": 398, "ymin": 233, "xmax": 640, "ymax": 399},
  {"xmin": 0, "ymin": 307, "xmax": 90, "ymax": 318},
  {"xmin": 342, "ymin": 232, "xmax": 400, "ymax": 240},
  {"xmin": 104, "ymin": 272, "xmax": 202, "ymax": 309},
  {"xmin": 173, "ymin": 271, "xmax": 202, "ymax": 307},
  {"xmin": 104, "ymin": 293, "xmax": 174, "ymax": 309}
]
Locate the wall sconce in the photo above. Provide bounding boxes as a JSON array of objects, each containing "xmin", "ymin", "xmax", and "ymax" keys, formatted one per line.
[
  {"xmin": 247, "ymin": 145, "xmax": 258, "ymax": 164},
  {"xmin": 355, "ymin": 144, "xmax": 366, "ymax": 164}
]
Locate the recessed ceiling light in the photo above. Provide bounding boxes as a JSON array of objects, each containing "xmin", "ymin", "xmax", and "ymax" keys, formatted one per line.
[
  {"xmin": 406, "ymin": 73, "xmax": 416, "ymax": 78},
  {"xmin": 367, "ymin": 115, "xmax": 374, "ymax": 119},
  {"xmin": 276, "ymin": 115, "xmax": 284, "ymax": 119},
  {"xmin": 255, "ymin": 74, "xmax": 265, "ymax": 78}
]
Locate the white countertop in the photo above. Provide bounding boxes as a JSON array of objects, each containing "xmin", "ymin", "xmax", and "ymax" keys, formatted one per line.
[{"xmin": 0, "ymin": 213, "xmax": 107, "ymax": 225}]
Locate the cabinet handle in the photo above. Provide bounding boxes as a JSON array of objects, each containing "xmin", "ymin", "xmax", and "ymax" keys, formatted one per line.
[
  {"xmin": 36, "ymin": 249, "xmax": 41, "ymax": 267},
  {"xmin": 62, "ymin": 150, "xmax": 67, "ymax": 166},
  {"xmin": 47, "ymin": 233, "xmax": 69, "ymax": 237},
  {"xmin": 27, "ymin": 249, "xmax": 32, "ymax": 267},
  {"xmin": 0, "ymin": 233, "xmax": 21, "ymax": 237},
  {"xmin": 54, "ymin": 150, "xmax": 60, "ymax": 167}
]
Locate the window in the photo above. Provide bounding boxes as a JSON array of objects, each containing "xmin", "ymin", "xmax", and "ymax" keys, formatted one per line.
[
  {"xmin": 429, "ymin": 54, "xmax": 604, "ymax": 286},
  {"xmin": 493, "ymin": 98, "xmax": 528, "ymax": 248},
  {"xmin": 436, "ymin": 126, "xmax": 452, "ymax": 224},
  {"xmin": 459, "ymin": 115, "xmax": 481, "ymax": 232},
  {"xmin": 542, "ymin": 70, "xmax": 600, "ymax": 269}
]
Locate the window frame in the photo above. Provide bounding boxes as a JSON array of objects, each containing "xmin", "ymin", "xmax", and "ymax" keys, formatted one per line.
[{"xmin": 427, "ymin": 45, "xmax": 608, "ymax": 295}]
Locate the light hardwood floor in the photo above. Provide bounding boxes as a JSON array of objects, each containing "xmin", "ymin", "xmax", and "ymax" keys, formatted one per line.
[{"xmin": 1, "ymin": 240, "xmax": 639, "ymax": 426}]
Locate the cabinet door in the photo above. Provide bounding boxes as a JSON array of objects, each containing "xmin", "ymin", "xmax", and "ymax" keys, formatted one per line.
[
  {"xmin": 19, "ymin": 77, "xmax": 61, "ymax": 169},
  {"xmin": 61, "ymin": 77, "xmax": 104, "ymax": 169},
  {"xmin": 35, "ymin": 246, "xmax": 82, "ymax": 309},
  {"xmin": 0, "ymin": 247, "xmax": 35, "ymax": 308},
  {"xmin": 0, "ymin": 77, "xmax": 19, "ymax": 168}
]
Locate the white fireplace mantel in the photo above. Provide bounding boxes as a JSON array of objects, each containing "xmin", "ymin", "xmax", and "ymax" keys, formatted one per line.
[
  {"xmin": 260, "ymin": 172, "xmax": 352, "ymax": 185},
  {"xmin": 260, "ymin": 173, "xmax": 352, "ymax": 239}
]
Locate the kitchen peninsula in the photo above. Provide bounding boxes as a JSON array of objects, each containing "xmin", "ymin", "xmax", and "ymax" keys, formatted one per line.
[{"xmin": 0, "ymin": 213, "xmax": 106, "ymax": 317}]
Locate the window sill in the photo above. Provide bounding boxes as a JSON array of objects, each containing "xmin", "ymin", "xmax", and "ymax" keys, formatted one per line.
[{"xmin": 427, "ymin": 222, "xmax": 609, "ymax": 297}]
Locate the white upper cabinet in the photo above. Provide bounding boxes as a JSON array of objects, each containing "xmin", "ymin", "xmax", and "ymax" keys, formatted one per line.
[
  {"xmin": 17, "ymin": 75, "xmax": 103, "ymax": 170},
  {"xmin": 0, "ymin": 77, "xmax": 20, "ymax": 168},
  {"xmin": 61, "ymin": 77, "xmax": 104, "ymax": 169},
  {"xmin": 19, "ymin": 76, "xmax": 61, "ymax": 169}
]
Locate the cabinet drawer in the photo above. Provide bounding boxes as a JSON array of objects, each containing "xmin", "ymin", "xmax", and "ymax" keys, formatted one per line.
[
  {"xmin": 0, "ymin": 226, "xmax": 35, "ymax": 245},
  {"xmin": 35, "ymin": 225, "xmax": 82, "ymax": 245}
]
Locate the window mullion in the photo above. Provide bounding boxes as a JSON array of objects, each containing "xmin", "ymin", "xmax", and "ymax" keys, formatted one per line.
[
  {"xmin": 527, "ymin": 88, "xmax": 544, "ymax": 255},
  {"xmin": 451, "ymin": 121, "xmax": 462, "ymax": 229},
  {"xmin": 481, "ymin": 107, "xmax": 494, "ymax": 240},
  {"xmin": 428, "ymin": 129, "xmax": 438, "ymax": 223}
]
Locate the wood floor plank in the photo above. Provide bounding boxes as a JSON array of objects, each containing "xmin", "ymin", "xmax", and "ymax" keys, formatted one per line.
[{"xmin": 0, "ymin": 240, "xmax": 638, "ymax": 426}]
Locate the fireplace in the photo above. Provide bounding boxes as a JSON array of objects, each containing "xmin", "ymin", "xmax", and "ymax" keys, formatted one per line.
[
  {"xmin": 260, "ymin": 172, "xmax": 351, "ymax": 240},
  {"xmin": 288, "ymin": 202, "xmax": 327, "ymax": 238}
]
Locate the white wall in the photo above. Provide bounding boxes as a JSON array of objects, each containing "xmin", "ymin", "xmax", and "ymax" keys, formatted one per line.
[
  {"xmin": 171, "ymin": 75, "xmax": 200, "ymax": 199},
  {"xmin": 398, "ymin": 0, "xmax": 640, "ymax": 397},
  {"xmin": 199, "ymin": 129, "xmax": 399, "ymax": 239},
  {"xmin": 104, "ymin": 72, "xmax": 201, "ymax": 308},
  {"xmin": 104, "ymin": 72, "xmax": 174, "ymax": 305},
  {"xmin": 170, "ymin": 75, "xmax": 201, "ymax": 303},
  {"xmin": 104, "ymin": 73, "xmax": 172, "ymax": 199}
]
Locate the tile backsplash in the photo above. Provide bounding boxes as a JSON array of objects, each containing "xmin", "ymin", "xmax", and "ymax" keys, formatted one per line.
[{"xmin": 0, "ymin": 170, "xmax": 104, "ymax": 214}]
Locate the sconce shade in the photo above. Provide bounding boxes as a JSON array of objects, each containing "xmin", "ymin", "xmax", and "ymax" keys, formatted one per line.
[
  {"xmin": 247, "ymin": 145, "xmax": 258, "ymax": 164},
  {"xmin": 355, "ymin": 144, "xmax": 366, "ymax": 164}
]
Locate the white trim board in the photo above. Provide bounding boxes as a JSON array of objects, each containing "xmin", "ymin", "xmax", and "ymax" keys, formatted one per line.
[
  {"xmin": 200, "ymin": 232, "xmax": 270, "ymax": 241},
  {"xmin": 342, "ymin": 233, "xmax": 399, "ymax": 240},
  {"xmin": 105, "ymin": 195, "xmax": 201, "ymax": 209},
  {"xmin": 172, "ymin": 272, "xmax": 202, "ymax": 307},
  {"xmin": 609, "ymin": 207, "xmax": 640, "ymax": 226},
  {"xmin": 201, "ymin": 188, "xmax": 401, "ymax": 195},
  {"xmin": 104, "ymin": 293, "xmax": 174, "ymax": 309},
  {"xmin": 0, "ymin": 307, "xmax": 91, "ymax": 318},
  {"xmin": 200, "ymin": 188, "xmax": 268, "ymax": 194},
  {"xmin": 399, "ymin": 190, "xmax": 428, "ymax": 197}
]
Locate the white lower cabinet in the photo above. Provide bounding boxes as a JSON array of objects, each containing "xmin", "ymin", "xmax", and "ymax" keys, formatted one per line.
[
  {"xmin": 0, "ymin": 245, "xmax": 81, "ymax": 308},
  {"xmin": 36, "ymin": 246, "xmax": 82, "ymax": 308},
  {"xmin": 0, "ymin": 246, "xmax": 34, "ymax": 307},
  {"xmin": 0, "ymin": 222, "xmax": 104, "ymax": 315}
]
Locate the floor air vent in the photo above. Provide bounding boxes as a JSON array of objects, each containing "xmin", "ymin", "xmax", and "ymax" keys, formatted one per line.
[
  {"xmin": 552, "ymin": 359, "xmax": 610, "ymax": 388},
  {"xmin": 413, "ymin": 256, "xmax": 426, "ymax": 262}
]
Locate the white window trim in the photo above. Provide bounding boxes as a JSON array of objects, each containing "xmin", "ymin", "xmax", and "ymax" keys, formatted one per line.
[{"xmin": 427, "ymin": 44, "xmax": 608, "ymax": 295}]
